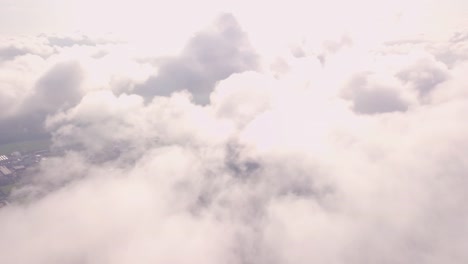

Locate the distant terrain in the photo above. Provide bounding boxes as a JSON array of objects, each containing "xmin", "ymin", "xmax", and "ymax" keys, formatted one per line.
[{"xmin": 0, "ymin": 139, "xmax": 51, "ymax": 155}]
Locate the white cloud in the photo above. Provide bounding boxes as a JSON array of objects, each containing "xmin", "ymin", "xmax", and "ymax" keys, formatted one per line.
[{"xmin": 1, "ymin": 8, "xmax": 468, "ymax": 264}]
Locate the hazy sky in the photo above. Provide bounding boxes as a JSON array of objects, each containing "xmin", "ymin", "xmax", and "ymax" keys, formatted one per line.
[
  {"xmin": 1, "ymin": 1, "xmax": 468, "ymax": 264},
  {"xmin": 2, "ymin": 0, "xmax": 467, "ymax": 43}
]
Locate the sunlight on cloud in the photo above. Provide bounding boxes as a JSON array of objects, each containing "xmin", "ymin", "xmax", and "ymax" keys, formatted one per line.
[{"xmin": 1, "ymin": 1, "xmax": 468, "ymax": 263}]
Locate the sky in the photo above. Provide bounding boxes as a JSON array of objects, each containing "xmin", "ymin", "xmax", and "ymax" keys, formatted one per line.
[{"xmin": 1, "ymin": 0, "xmax": 468, "ymax": 263}]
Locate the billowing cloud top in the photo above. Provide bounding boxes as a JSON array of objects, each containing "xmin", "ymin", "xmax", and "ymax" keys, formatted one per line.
[{"xmin": 1, "ymin": 2, "xmax": 468, "ymax": 264}]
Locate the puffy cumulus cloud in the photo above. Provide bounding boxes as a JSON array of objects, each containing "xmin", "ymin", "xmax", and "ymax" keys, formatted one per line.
[
  {"xmin": 0, "ymin": 35, "xmax": 55, "ymax": 61},
  {"xmin": 396, "ymin": 53, "xmax": 450, "ymax": 97},
  {"xmin": 0, "ymin": 34, "xmax": 152, "ymax": 144},
  {"xmin": 4, "ymin": 68, "xmax": 468, "ymax": 264},
  {"xmin": 134, "ymin": 14, "xmax": 259, "ymax": 104},
  {"xmin": 339, "ymin": 40, "xmax": 468, "ymax": 114},
  {"xmin": 0, "ymin": 14, "xmax": 257, "ymax": 144},
  {"xmin": 342, "ymin": 72, "xmax": 413, "ymax": 114},
  {"xmin": 429, "ymin": 61, "xmax": 468, "ymax": 103},
  {"xmin": 46, "ymin": 90, "xmax": 235, "ymax": 159},
  {"xmin": 0, "ymin": 59, "xmax": 85, "ymax": 144},
  {"xmin": 32, "ymin": 61, "xmax": 84, "ymax": 109},
  {"xmin": 0, "ymin": 45, "xmax": 32, "ymax": 61},
  {"xmin": 381, "ymin": 31, "xmax": 468, "ymax": 69},
  {"xmin": 2, "ymin": 13, "xmax": 468, "ymax": 264},
  {"xmin": 210, "ymin": 72, "xmax": 275, "ymax": 127},
  {"xmin": 424, "ymin": 32, "xmax": 468, "ymax": 68}
]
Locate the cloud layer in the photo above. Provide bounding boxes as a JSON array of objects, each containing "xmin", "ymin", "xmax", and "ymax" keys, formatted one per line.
[
  {"xmin": 135, "ymin": 14, "xmax": 258, "ymax": 104},
  {"xmin": 1, "ymin": 13, "xmax": 468, "ymax": 264}
]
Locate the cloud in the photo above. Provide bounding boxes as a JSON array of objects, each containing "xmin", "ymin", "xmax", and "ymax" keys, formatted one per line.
[
  {"xmin": 134, "ymin": 14, "xmax": 258, "ymax": 104},
  {"xmin": 32, "ymin": 61, "xmax": 84, "ymax": 110},
  {"xmin": 0, "ymin": 13, "xmax": 259, "ymax": 145},
  {"xmin": 5, "ymin": 71, "xmax": 468, "ymax": 263},
  {"xmin": 450, "ymin": 31, "xmax": 468, "ymax": 43},
  {"xmin": 46, "ymin": 35, "xmax": 102, "ymax": 47},
  {"xmin": 382, "ymin": 32, "xmax": 468, "ymax": 69},
  {"xmin": 342, "ymin": 72, "xmax": 411, "ymax": 114},
  {"xmin": 0, "ymin": 45, "xmax": 29, "ymax": 61},
  {"xmin": 2, "ymin": 12, "xmax": 468, "ymax": 264},
  {"xmin": 396, "ymin": 54, "xmax": 449, "ymax": 97},
  {"xmin": 0, "ymin": 12, "xmax": 256, "ymax": 146},
  {"xmin": 0, "ymin": 37, "xmax": 54, "ymax": 61},
  {"xmin": 0, "ymin": 35, "xmax": 151, "ymax": 144},
  {"xmin": 0, "ymin": 61, "xmax": 84, "ymax": 144}
]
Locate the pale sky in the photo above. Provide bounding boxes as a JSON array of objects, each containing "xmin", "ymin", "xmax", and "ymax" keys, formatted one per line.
[{"xmin": 1, "ymin": 0, "xmax": 467, "ymax": 45}]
